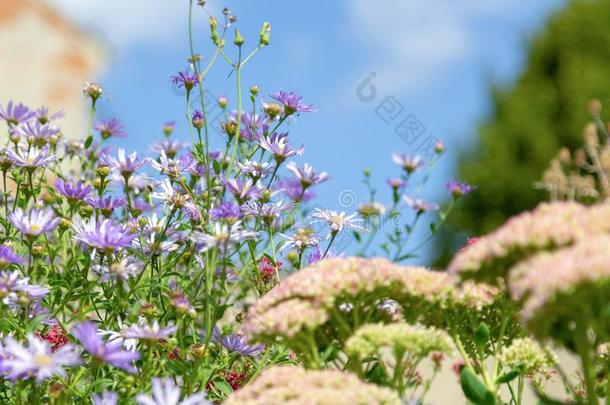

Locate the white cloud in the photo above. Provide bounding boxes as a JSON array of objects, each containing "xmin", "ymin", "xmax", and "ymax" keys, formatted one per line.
[
  {"xmin": 44, "ymin": 0, "xmax": 216, "ymax": 50},
  {"xmin": 345, "ymin": 0, "xmax": 556, "ymax": 97}
]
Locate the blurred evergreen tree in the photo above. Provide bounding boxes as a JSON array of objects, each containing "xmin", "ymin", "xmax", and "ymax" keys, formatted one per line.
[{"xmin": 436, "ymin": 0, "xmax": 610, "ymax": 263}]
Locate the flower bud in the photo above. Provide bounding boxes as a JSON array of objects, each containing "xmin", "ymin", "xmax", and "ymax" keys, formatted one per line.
[
  {"xmin": 263, "ymin": 103, "xmax": 282, "ymax": 120},
  {"xmin": 83, "ymin": 81, "xmax": 103, "ymax": 102},
  {"xmin": 192, "ymin": 111, "xmax": 204, "ymax": 130},
  {"xmin": 140, "ymin": 303, "xmax": 158, "ymax": 319},
  {"xmin": 210, "ymin": 17, "xmax": 220, "ymax": 45},
  {"xmin": 234, "ymin": 29, "xmax": 245, "ymax": 46},
  {"xmin": 59, "ymin": 218, "xmax": 71, "ymax": 230},
  {"xmin": 434, "ymin": 140, "xmax": 445, "ymax": 154},
  {"xmin": 218, "ymin": 96, "xmax": 228, "ymax": 109},
  {"xmin": 259, "ymin": 22, "xmax": 271, "ymax": 46},
  {"xmin": 95, "ymin": 165, "xmax": 111, "ymax": 178},
  {"xmin": 32, "ymin": 243, "xmax": 45, "ymax": 257},
  {"xmin": 250, "ymin": 85, "xmax": 259, "ymax": 97}
]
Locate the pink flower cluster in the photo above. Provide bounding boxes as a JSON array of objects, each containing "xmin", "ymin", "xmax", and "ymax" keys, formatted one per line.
[
  {"xmin": 242, "ymin": 257, "xmax": 499, "ymax": 340},
  {"xmin": 448, "ymin": 202, "xmax": 610, "ymax": 281},
  {"xmin": 224, "ymin": 366, "xmax": 401, "ymax": 405},
  {"xmin": 510, "ymin": 234, "xmax": 610, "ymax": 324}
]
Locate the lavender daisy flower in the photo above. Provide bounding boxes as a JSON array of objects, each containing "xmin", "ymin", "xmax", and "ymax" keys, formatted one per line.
[
  {"xmin": 151, "ymin": 140, "xmax": 187, "ymax": 159},
  {"xmin": 191, "ymin": 223, "xmax": 258, "ymax": 255},
  {"xmin": 1, "ymin": 334, "xmax": 80, "ymax": 384},
  {"xmin": 242, "ymin": 200, "xmax": 293, "ymax": 224},
  {"xmin": 310, "ymin": 208, "xmax": 367, "ymax": 234},
  {"xmin": 277, "ymin": 178, "xmax": 315, "ymax": 202},
  {"xmin": 15, "ymin": 121, "xmax": 59, "ymax": 145},
  {"xmin": 236, "ymin": 160, "xmax": 274, "ymax": 180},
  {"xmin": 280, "ymin": 227, "xmax": 319, "ymax": 252},
  {"xmin": 132, "ymin": 232, "xmax": 180, "ymax": 256},
  {"xmin": 72, "ymin": 321, "xmax": 140, "ymax": 373},
  {"xmin": 212, "ymin": 328, "xmax": 264, "ymax": 356},
  {"xmin": 150, "ymin": 150, "xmax": 194, "ymax": 178},
  {"xmin": 170, "ymin": 70, "xmax": 199, "ymax": 91},
  {"xmin": 8, "ymin": 208, "xmax": 59, "ymax": 238},
  {"xmin": 93, "ymin": 257, "xmax": 143, "ymax": 283},
  {"xmin": 391, "ymin": 153, "xmax": 424, "ymax": 174},
  {"xmin": 0, "ymin": 101, "xmax": 35, "ymax": 125},
  {"xmin": 136, "ymin": 378, "xmax": 208, "ymax": 405},
  {"xmin": 54, "ymin": 178, "xmax": 92, "ymax": 203},
  {"xmin": 94, "ymin": 118, "xmax": 127, "ymax": 139},
  {"xmin": 92, "ymin": 391, "xmax": 118, "ymax": 405},
  {"xmin": 258, "ymin": 132, "xmax": 304, "ymax": 163},
  {"xmin": 101, "ymin": 149, "xmax": 147, "ymax": 178},
  {"xmin": 403, "ymin": 196, "xmax": 439, "ymax": 214},
  {"xmin": 34, "ymin": 107, "xmax": 64, "ymax": 124},
  {"xmin": 223, "ymin": 177, "xmax": 261, "ymax": 202},
  {"xmin": 239, "ymin": 112, "xmax": 268, "ymax": 140},
  {"xmin": 124, "ymin": 320, "xmax": 177, "ymax": 342},
  {"xmin": 5, "ymin": 145, "xmax": 55, "ymax": 169},
  {"xmin": 72, "ymin": 217, "xmax": 136, "ymax": 252},
  {"xmin": 270, "ymin": 90, "xmax": 316, "ymax": 116},
  {"xmin": 86, "ymin": 195, "xmax": 126, "ymax": 217},
  {"xmin": 386, "ymin": 178, "xmax": 406, "ymax": 190},
  {"xmin": 210, "ymin": 202, "xmax": 241, "ymax": 222},
  {"xmin": 285, "ymin": 162, "xmax": 329, "ymax": 189},
  {"xmin": 446, "ymin": 178, "xmax": 475, "ymax": 198},
  {"xmin": 0, "ymin": 246, "xmax": 25, "ymax": 268},
  {"xmin": 0, "ymin": 270, "xmax": 24, "ymax": 297},
  {"xmin": 150, "ymin": 179, "xmax": 190, "ymax": 209}
]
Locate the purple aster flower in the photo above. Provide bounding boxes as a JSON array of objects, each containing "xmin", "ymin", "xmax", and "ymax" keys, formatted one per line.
[
  {"xmin": 258, "ymin": 132, "xmax": 304, "ymax": 163},
  {"xmin": 123, "ymin": 320, "xmax": 177, "ymax": 342},
  {"xmin": 386, "ymin": 178, "xmax": 406, "ymax": 190},
  {"xmin": 15, "ymin": 121, "xmax": 59, "ymax": 145},
  {"xmin": 0, "ymin": 246, "xmax": 25, "ymax": 268},
  {"xmin": 446, "ymin": 178, "xmax": 475, "ymax": 198},
  {"xmin": 150, "ymin": 179, "xmax": 190, "ymax": 209},
  {"xmin": 151, "ymin": 139, "xmax": 187, "ymax": 159},
  {"xmin": 285, "ymin": 162, "xmax": 329, "ymax": 189},
  {"xmin": 240, "ymin": 112, "xmax": 268, "ymax": 140},
  {"xmin": 242, "ymin": 200, "xmax": 293, "ymax": 224},
  {"xmin": 403, "ymin": 196, "xmax": 439, "ymax": 214},
  {"xmin": 190, "ymin": 222, "xmax": 258, "ymax": 255},
  {"xmin": 6, "ymin": 145, "xmax": 55, "ymax": 169},
  {"xmin": 0, "ymin": 270, "xmax": 24, "ymax": 296},
  {"xmin": 212, "ymin": 328, "xmax": 264, "ymax": 356},
  {"xmin": 72, "ymin": 217, "xmax": 136, "ymax": 252},
  {"xmin": 8, "ymin": 208, "xmax": 59, "ymax": 238},
  {"xmin": 223, "ymin": 178, "xmax": 261, "ymax": 202},
  {"xmin": 93, "ymin": 257, "xmax": 143, "ymax": 283},
  {"xmin": 94, "ymin": 118, "xmax": 127, "ymax": 139},
  {"xmin": 92, "ymin": 391, "xmax": 118, "ymax": 405},
  {"xmin": 54, "ymin": 178, "xmax": 92, "ymax": 203},
  {"xmin": 270, "ymin": 90, "xmax": 316, "ymax": 116},
  {"xmin": 1, "ymin": 334, "xmax": 80, "ymax": 384},
  {"xmin": 308, "ymin": 245, "xmax": 323, "ymax": 265},
  {"xmin": 72, "ymin": 321, "xmax": 140, "ymax": 373},
  {"xmin": 132, "ymin": 199, "xmax": 152, "ymax": 215},
  {"xmin": 86, "ymin": 195, "xmax": 126, "ymax": 217},
  {"xmin": 136, "ymin": 378, "xmax": 208, "ymax": 405},
  {"xmin": 150, "ymin": 150, "xmax": 194, "ymax": 178},
  {"xmin": 392, "ymin": 153, "xmax": 424, "ymax": 174},
  {"xmin": 0, "ymin": 101, "xmax": 35, "ymax": 125},
  {"xmin": 310, "ymin": 208, "xmax": 367, "ymax": 234},
  {"xmin": 34, "ymin": 107, "xmax": 64, "ymax": 124},
  {"xmin": 277, "ymin": 177, "xmax": 315, "ymax": 202},
  {"xmin": 236, "ymin": 160, "xmax": 274, "ymax": 180},
  {"xmin": 210, "ymin": 202, "xmax": 241, "ymax": 222},
  {"xmin": 101, "ymin": 149, "xmax": 147, "ymax": 178},
  {"xmin": 170, "ymin": 70, "xmax": 199, "ymax": 91}
]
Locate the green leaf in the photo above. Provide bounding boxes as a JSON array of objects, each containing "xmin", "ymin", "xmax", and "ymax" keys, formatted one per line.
[
  {"xmin": 495, "ymin": 369, "xmax": 520, "ymax": 384},
  {"xmin": 474, "ymin": 322, "xmax": 490, "ymax": 349},
  {"xmin": 84, "ymin": 135, "xmax": 93, "ymax": 149},
  {"xmin": 460, "ymin": 367, "xmax": 495, "ymax": 405},
  {"xmin": 353, "ymin": 231, "xmax": 361, "ymax": 242},
  {"xmin": 214, "ymin": 379, "xmax": 234, "ymax": 396},
  {"xmin": 429, "ymin": 222, "xmax": 437, "ymax": 234}
]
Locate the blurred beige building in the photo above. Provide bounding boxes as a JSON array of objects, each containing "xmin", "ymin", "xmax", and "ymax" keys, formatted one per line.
[{"xmin": 0, "ymin": 0, "xmax": 106, "ymax": 139}]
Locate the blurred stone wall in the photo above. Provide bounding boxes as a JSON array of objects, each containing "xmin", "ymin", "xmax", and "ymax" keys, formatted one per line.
[{"xmin": 0, "ymin": 0, "xmax": 106, "ymax": 139}]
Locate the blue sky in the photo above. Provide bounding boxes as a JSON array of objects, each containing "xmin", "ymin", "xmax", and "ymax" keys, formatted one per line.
[{"xmin": 47, "ymin": 0, "xmax": 566, "ymax": 262}]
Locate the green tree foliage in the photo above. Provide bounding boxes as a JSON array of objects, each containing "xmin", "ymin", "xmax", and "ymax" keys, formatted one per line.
[{"xmin": 439, "ymin": 0, "xmax": 610, "ymax": 259}]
